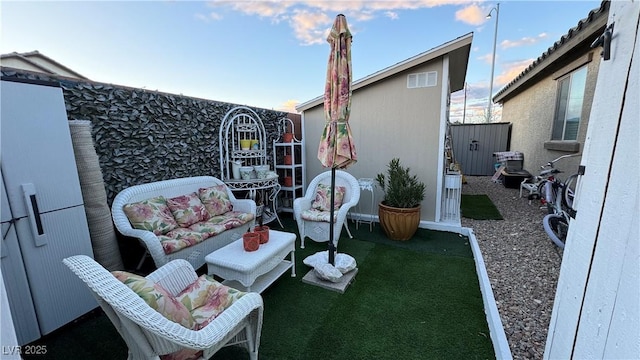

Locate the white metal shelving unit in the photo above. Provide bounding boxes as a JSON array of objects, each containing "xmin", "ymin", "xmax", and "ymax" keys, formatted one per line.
[{"xmin": 272, "ymin": 118, "xmax": 305, "ymax": 213}]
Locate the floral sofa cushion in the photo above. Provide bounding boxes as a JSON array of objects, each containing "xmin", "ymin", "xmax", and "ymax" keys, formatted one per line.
[
  {"xmin": 123, "ymin": 196, "xmax": 179, "ymax": 235},
  {"xmin": 112, "ymin": 271, "xmax": 195, "ymax": 329},
  {"xmin": 311, "ymin": 183, "xmax": 346, "ymax": 212},
  {"xmin": 187, "ymin": 222, "xmax": 228, "ymax": 239},
  {"xmin": 207, "ymin": 211, "xmax": 255, "ymax": 229},
  {"xmin": 157, "ymin": 229, "xmax": 205, "ymax": 255},
  {"xmin": 167, "ymin": 192, "xmax": 211, "ymax": 227},
  {"xmin": 157, "ymin": 211, "xmax": 255, "ymax": 255},
  {"xmin": 300, "ymin": 208, "xmax": 338, "ymax": 223},
  {"xmin": 198, "ymin": 185, "xmax": 233, "ymax": 216}
]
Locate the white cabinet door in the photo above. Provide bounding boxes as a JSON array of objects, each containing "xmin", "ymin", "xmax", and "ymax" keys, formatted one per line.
[
  {"xmin": 14, "ymin": 205, "xmax": 96, "ymax": 336},
  {"xmin": 0, "ymin": 80, "xmax": 84, "ymax": 217},
  {"xmin": 0, "ymin": 174, "xmax": 40, "ymax": 345}
]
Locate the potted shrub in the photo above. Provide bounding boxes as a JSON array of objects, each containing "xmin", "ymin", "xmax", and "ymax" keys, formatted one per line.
[{"xmin": 375, "ymin": 158, "xmax": 426, "ymax": 241}]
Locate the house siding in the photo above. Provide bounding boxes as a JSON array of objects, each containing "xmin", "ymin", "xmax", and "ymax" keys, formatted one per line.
[
  {"xmin": 495, "ymin": 1, "xmax": 608, "ymax": 176},
  {"xmin": 501, "ymin": 50, "xmax": 600, "ymax": 175},
  {"xmin": 303, "ymin": 59, "xmax": 444, "ymax": 222}
]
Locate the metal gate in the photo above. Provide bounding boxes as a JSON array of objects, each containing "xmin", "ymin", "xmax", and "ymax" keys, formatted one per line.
[{"xmin": 450, "ymin": 122, "xmax": 511, "ymax": 176}]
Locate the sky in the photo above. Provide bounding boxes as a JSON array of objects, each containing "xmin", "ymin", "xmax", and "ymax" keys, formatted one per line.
[{"xmin": 1, "ymin": 0, "xmax": 602, "ymax": 123}]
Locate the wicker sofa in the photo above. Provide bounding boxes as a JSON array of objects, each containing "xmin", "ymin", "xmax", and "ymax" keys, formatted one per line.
[{"xmin": 112, "ymin": 176, "xmax": 256, "ymax": 270}]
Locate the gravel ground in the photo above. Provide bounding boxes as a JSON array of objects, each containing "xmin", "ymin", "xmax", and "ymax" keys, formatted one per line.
[{"xmin": 461, "ymin": 176, "xmax": 563, "ymax": 360}]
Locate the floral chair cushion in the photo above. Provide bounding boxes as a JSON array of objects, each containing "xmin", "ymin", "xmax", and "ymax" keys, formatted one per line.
[
  {"xmin": 112, "ymin": 271, "xmax": 195, "ymax": 329},
  {"xmin": 161, "ymin": 349, "xmax": 201, "ymax": 360},
  {"xmin": 167, "ymin": 192, "xmax": 211, "ymax": 227},
  {"xmin": 160, "ymin": 275, "xmax": 247, "ymax": 360},
  {"xmin": 176, "ymin": 274, "xmax": 246, "ymax": 329},
  {"xmin": 114, "ymin": 272, "xmax": 247, "ymax": 360},
  {"xmin": 198, "ymin": 185, "xmax": 233, "ymax": 216},
  {"xmin": 311, "ymin": 183, "xmax": 346, "ymax": 211},
  {"xmin": 123, "ymin": 196, "xmax": 179, "ymax": 235},
  {"xmin": 300, "ymin": 208, "xmax": 338, "ymax": 223}
]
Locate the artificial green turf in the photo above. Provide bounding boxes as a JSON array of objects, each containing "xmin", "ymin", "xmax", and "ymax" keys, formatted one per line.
[
  {"xmin": 23, "ymin": 214, "xmax": 494, "ymax": 360},
  {"xmin": 461, "ymin": 194, "xmax": 504, "ymax": 220},
  {"xmin": 285, "ymin": 244, "xmax": 493, "ymax": 360},
  {"xmin": 217, "ymin": 217, "xmax": 493, "ymax": 359}
]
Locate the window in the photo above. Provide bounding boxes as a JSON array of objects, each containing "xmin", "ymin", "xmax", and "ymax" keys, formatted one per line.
[
  {"xmin": 552, "ymin": 66, "xmax": 587, "ymax": 140},
  {"xmin": 407, "ymin": 71, "xmax": 437, "ymax": 88}
]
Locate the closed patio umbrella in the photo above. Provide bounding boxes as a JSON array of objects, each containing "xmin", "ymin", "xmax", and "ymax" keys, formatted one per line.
[{"xmin": 318, "ymin": 14, "xmax": 356, "ymax": 265}]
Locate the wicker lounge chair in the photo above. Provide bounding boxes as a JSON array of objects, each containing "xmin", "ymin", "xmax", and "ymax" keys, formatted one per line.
[
  {"xmin": 63, "ymin": 255, "xmax": 263, "ymax": 360},
  {"xmin": 293, "ymin": 170, "xmax": 360, "ymax": 249}
]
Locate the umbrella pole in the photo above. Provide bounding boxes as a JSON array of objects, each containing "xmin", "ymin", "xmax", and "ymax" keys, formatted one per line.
[{"xmin": 328, "ymin": 167, "xmax": 336, "ymax": 265}]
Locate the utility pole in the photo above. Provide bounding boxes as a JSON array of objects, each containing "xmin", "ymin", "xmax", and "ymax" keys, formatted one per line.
[
  {"xmin": 486, "ymin": 2, "xmax": 500, "ymax": 123},
  {"xmin": 462, "ymin": 82, "xmax": 468, "ymax": 124}
]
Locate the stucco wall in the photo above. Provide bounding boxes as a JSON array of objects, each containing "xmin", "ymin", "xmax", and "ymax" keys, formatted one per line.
[
  {"xmin": 303, "ymin": 59, "xmax": 444, "ymax": 222},
  {"xmin": 501, "ymin": 50, "xmax": 600, "ymax": 176}
]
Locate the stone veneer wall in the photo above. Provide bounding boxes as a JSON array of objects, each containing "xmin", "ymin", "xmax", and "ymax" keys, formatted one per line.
[{"xmin": 1, "ymin": 68, "xmax": 287, "ymax": 206}]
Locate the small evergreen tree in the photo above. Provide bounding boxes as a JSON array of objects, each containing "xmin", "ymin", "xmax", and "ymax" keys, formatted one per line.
[{"xmin": 375, "ymin": 158, "xmax": 426, "ymax": 208}]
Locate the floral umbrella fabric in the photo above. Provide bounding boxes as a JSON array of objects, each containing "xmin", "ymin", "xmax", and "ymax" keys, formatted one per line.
[{"xmin": 318, "ymin": 14, "xmax": 357, "ymax": 169}]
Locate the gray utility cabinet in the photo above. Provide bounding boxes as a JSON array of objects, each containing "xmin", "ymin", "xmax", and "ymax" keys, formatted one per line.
[
  {"xmin": 450, "ymin": 122, "xmax": 512, "ymax": 176},
  {"xmin": 1, "ymin": 79, "xmax": 97, "ymax": 345}
]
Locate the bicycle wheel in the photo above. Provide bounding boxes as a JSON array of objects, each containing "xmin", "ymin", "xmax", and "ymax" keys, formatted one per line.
[
  {"xmin": 543, "ymin": 214, "xmax": 568, "ymax": 249},
  {"xmin": 563, "ymin": 174, "xmax": 579, "ymax": 212}
]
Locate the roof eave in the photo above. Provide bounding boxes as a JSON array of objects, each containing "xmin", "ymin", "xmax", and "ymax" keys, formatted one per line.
[
  {"xmin": 1, "ymin": 51, "xmax": 89, "ymax": 80},
  {"xmin": 297, "ymin": 32, "xmax": 473, "ymax": 112}
]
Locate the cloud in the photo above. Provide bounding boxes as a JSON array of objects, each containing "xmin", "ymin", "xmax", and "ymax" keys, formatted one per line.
[
  {"xmin": 500, "ymin": 33, "xmax": 548, "ymax": 49},
  {"xmin": 206, "ymin": 0, "xmax": 479, "ymax": 108},
  {"xmin": 455, "ymin": 4, "xmax": 486, "ymax": 26},
  {"xmin": 290, "ymin": 10, "xmax": 332, "ymax": 46},
  {"xmin": 463, "ymin": 58, "xmax": 533, "ymax": 92},
  {"xmin": 385, "ymin": 11, "xmax": 399, "ymax": 20},
  {"xmin": 477, "ymin": 52, "xmax": 496, "ymax": 65},
  {"xmin": 495, "ymin": 59, "xmax": 534, "ymax": 86},
  {"xmin": 449, "ymin": 79, "xmax": 509, "ymax": 123},
  {"xmin": 209, "ymin": 12, "xmax": 223, "ymax": 21},
  {"xmin": 204, "ymin": 0, "xmax": 477, "ymax": 46},
  {"xmin": 278, "ymin": 99, "xmax": 300, "ymax": 113},
  {"xmin": 194, "ymin": 12, "xmax": 222, "ymax": 22},
  {"xmin": 215, "ymin": 1, "xmax": 294, "ymax": 22}
]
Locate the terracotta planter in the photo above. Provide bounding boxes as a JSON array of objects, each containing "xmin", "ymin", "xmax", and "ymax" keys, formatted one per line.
[
  {"xmin": 283, "ymin": 176, "xmax": 293, "ymax": 187},
  {"xmin": 378, "ymin": 202, "xmax": 421, "ymax": 241},
  {"xmin": 243, "ymin": 232, "xmax": 260, "ymax": 252},
  {"xmin": 254, "ymin": 225, "xmax": 270, "ymax": 244},
  {"xmin": 284, "ymin": 154, "xmax": 293, "ymax": 165},
  {"xmin": 283, "ymin": 133, "xmax": 294, "ymax": 143}
]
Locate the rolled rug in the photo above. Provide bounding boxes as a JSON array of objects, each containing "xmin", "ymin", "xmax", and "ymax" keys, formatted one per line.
[{"xmin": 69, "ymin": 120, "xmax": 124, "ymax": 271}]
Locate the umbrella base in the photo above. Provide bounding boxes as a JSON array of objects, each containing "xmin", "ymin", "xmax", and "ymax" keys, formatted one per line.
[{"xmin": 302, "ymin": 268, "xmax": 358, "ymax": 294}]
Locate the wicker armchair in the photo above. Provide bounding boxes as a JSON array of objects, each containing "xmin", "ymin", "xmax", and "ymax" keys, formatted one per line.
[
  {"xmin": 63, "ymin": 255, "xmax": 263, "ymax": 360},
  {"xmin": 293, "ymin": 170, "xmax": 360, "ymax": 249}
]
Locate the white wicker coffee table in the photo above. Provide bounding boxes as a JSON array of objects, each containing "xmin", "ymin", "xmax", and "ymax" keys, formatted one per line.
[{"xmin": 205, "ymin": 230, "xmax": 296, "ymax": 293}]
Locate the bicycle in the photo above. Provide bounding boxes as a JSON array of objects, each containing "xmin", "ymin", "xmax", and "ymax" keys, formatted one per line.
[{"xmin": 535, "ymin": 155, "xmax": 580, "ymax": 249}]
